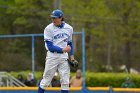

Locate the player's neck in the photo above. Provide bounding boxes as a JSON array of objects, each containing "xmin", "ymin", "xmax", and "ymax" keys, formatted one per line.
[{"xmin": 55, "ymin": 22, "xmax": 64, "ymax": 28}]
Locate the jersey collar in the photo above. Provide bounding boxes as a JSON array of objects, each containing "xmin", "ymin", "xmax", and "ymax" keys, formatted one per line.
[{"xmin": 54, "ymin": 21, "xmax": 65, "ymax": 28}]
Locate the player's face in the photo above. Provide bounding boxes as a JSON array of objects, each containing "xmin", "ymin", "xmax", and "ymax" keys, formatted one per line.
[{"xmin": 51, "ymin": 17, "xmax": 62, "ymax": 26}]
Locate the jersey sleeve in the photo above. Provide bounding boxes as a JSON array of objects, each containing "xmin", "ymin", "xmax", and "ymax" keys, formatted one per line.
[
  {"xmin": 68, "ymin": 27, "xmax": 73, "ymax": 42},
  {"xmin": 67, "ymin": 27, "xmax": 74, "ymax": 56},
  {"xmin": 44, "ymin": 27, "xmax": 53, "ymax": 42}
]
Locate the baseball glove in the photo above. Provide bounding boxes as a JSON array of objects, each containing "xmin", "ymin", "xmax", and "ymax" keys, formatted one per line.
[{"xmin": 68, "ymin": 59, "xmax": 78, "ymax": 68}]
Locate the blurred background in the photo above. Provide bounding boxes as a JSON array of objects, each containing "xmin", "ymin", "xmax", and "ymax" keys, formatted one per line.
[
  {"xmin": 0, "ymin": 0, "xmax": 140, "ymax": 76},
  {"xmin": 0, "ymin": 0, "xmax": 140, "ymax": 73}
]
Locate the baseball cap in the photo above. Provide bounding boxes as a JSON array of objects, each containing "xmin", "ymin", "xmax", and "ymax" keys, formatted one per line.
[{"xmin": 50, "ymin": 9, "xmax": 63, "ymax": 18}]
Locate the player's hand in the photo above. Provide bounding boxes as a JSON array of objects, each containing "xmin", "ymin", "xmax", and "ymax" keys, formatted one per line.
[
  {"xmin": 62, "ymin": 45, "xmax": 71, "ymax": 53},
  {"xmin": 70, "ymin": 55, "xmax": 75, "ymax": 61}
]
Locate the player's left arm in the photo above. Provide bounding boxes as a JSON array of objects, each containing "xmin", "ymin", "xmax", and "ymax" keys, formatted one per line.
[
  {"xmin": 67, "ymin": 41, "xmax": 74, "ymax": 60},
  {"xmin": 67, "ymin": 27, "xmax": 75, "ymax": 61},
  {"xmin": 67, "ymin": 41, "xmax": 78, "ymax": 68}
]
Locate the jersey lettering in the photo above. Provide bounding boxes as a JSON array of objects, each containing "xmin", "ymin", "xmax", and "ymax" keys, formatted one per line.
[{"xmin": 54, "ymin": 33, "xmax": 70, "ymax": 39}]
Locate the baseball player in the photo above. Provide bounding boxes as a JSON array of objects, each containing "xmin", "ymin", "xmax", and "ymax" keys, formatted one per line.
[{"xmin": 37, "ymin": 9, "xmax": 78, "ymax": 93}]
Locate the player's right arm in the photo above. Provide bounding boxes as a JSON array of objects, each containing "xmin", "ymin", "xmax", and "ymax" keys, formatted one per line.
[
  {"xmin": 46, "ymin": 41, "xmax": 71, "ymax": 53},
  {"xmin": 46, "ymin": 41, "xmax": 63, "ymax": 53}
]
